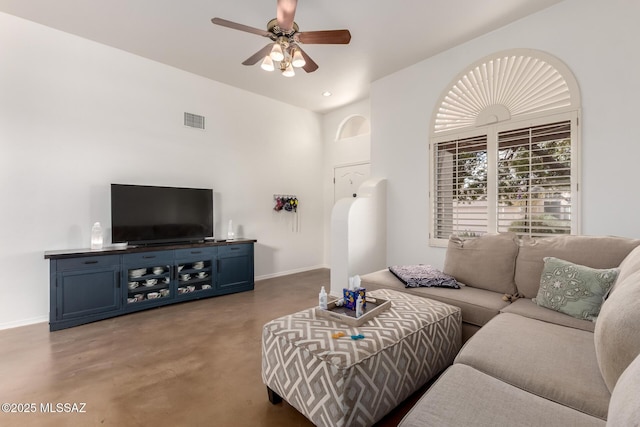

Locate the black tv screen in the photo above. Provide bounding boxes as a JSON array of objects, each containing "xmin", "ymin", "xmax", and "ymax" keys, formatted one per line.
[{"xmin": 111, "ymin": 184, "xmax": 213, "ymax": 245}]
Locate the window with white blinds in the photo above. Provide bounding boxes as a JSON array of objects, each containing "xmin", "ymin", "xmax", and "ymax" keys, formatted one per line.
[
  {"xmin": 434, "ymin": 135, "xmax": 488, "ymax": 239},
  {"xmin": 431, "ymin": 117, "xmax": 576, "ymax": 242},
  {"xmin": 497, "ymin": 121, "xmax": 572, "ymax": 237},
  {"xmin": 429, "ymin": 50, "xmax": 580, "ymax": 246}
]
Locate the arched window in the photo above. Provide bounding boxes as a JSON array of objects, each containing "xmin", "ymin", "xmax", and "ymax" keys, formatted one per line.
[
  {"xmin": 429, "ymin": 49, "xmax": 581, "ymax": 246},
  {"xmin": 336, "ymin": 115, "xmax": 370, "ymax": 141}
]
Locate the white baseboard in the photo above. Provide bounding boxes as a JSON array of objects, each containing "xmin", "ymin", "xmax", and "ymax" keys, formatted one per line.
[
  {"xmin": 256, "ymin": 264, "xmax": 329, "ymax": 281},
  {"xmin": 0, "ymin": 316, "xmax": 48, "ymax": 331}
]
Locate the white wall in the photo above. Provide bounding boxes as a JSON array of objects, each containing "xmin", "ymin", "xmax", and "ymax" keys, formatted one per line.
[
  {"xmin": 371, "ymin": 0, "xmax": 640, "ymax": 268},
  {"xmin": 330, "ymin": 178, "xmax": 386, "ymax": 296},
  {"xmin": 0, "ymin": 12, "xmax": 325, "ymax": 329},
  {"xmin": 321, "ymin": 98, "xmax": 371, "ymax": 265},
  {"xmin": 7, "ymin": 0, "xmax": 634, "ymax": 329}
]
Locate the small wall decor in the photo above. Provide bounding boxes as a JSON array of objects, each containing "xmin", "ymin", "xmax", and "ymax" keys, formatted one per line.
[
  {"xmin": 273, "ymin": 194, "xmax": 300, "ymax": 232},
  {"xmin": 273, "ymin": 194, "xmax": 298, "ymax": 212}
]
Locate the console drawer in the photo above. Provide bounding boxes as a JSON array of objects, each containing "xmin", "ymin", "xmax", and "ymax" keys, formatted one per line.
[
  {"xmin": 218, "ymin": 244, "xmax": 252, "ymax": 257},
  {"xmin": 174, "ymin": 247, "xmax": 217, "ymax": 259},
  {"xmin": 122, "ymin": 251, "xmax": 173, "ymax": 265},
  {"xmin": 56, "ymin": 255, "xmax": 120, "ymax": 271}
]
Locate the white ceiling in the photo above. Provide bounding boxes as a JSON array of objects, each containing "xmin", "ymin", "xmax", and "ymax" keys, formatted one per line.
[{"xmin": 0, "ymin": 0, "xmax": 565, "ymax": 113}]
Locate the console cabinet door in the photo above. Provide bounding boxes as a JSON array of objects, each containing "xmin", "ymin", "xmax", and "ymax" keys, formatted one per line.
[
  {"xmin": 217, "ymin": 244, "xmax": 254, "ymax": 292},
  {"xmin": 55, "ymin": 265, "xmax": 121, "ymax": 320},
  {"xmin": 122, "ymin": 251, "xmax": 174, "ymax": 310},
  {"xmin": 175, "ymin": 247, "xmax": 217, "ymax": 299}
]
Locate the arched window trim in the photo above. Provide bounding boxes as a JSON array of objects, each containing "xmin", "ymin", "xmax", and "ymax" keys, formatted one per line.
[
  {"xmin": 336, "ymin": 114, "xmax": 371, "ymax": 141},
  {"xmin": 429, "ymin": 49, "xmax": 582, "ymax": 247},
  {"xmin": 430, "ymin": 48, "xmax": 581, "ymax": 138}
]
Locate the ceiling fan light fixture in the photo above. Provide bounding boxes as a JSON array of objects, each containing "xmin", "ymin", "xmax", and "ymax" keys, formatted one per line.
[
  {"xmin": 282, "ymin": 63, "xmax": 295, "ymax": 77},
  {"xmin": 270, "ymin": 42, "xmax": 284, "ymax": 62},
  {"xmin": 291, "ymin": 49, "xmax": 306, "ymax": 68},
  {"xmin": 212, "ymin": 0, "xmax": 352, "ymax": 78},
  {"xmin": 260, "ymin": 55, "xmax": 275, "ymax": 72}
]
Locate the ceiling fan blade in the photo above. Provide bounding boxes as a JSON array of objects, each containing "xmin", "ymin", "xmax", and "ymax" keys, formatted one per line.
[
  {"xmin": 296, "ymin": 29, "xmax": 351, "ymax": 44},
  {"xmin": 242, "ymin": 44, "xmax": 274, "ymax": 66},
  {"xmin": 211, "ymin": 17, "xmax": 271, "ymax": 37},
  {"xmin": 297, "ymin": 47, "xmax": 319, "ymax": 73},
  {"xmin": 277, "ymin": 0, "xmax": 298, "ymax": 31}
]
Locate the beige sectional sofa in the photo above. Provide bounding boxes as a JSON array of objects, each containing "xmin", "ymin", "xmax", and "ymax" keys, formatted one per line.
[{"xmin": 359, "ymin": 233, "xmax": 640, "ymax": 425}]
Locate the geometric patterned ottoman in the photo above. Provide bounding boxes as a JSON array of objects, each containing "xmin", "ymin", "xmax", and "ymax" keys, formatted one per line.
[{"xmin": 261, "ymin": 289, "xmax": 462, "ymax": 427}]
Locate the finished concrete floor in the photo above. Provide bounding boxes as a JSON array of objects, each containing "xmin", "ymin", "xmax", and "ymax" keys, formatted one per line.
[{"xmin": 0, "ymin": 269, "xmax": 425, "ymax": 427}]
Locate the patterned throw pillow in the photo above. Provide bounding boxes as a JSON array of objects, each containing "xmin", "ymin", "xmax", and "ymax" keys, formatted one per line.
[
  {"xmin": 389, "ymin": 265, "xmax": 460, "ymax": 289},
  {"xmin": 533, "ymin": 257, "xmax": 619, "ymax": 321}
]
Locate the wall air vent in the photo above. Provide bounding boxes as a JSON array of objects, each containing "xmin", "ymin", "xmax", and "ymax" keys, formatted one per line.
[{"xmin": 184, "ymin": 112, "xmax": 205, "ymax": 130}]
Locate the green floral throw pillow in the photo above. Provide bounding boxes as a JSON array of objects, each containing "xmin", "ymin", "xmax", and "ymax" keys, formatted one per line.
[{"xmin": 533, "ymin": 257, "xmax": 619, "ymax": 321}]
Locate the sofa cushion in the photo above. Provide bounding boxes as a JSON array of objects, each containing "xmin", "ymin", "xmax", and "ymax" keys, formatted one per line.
[
  {"xmin": 443, "ymin": 233, "xmax": 519, "ymax": 294},
  {"xmin": 533, "ymin": 257, "xmax": 618, "ymax": 321},
  {"xmin": 360, "ymin": 269, "xmax": 509, "ymax": 327},
  {"xmin": 500, "ymin": 298, "xmax": 595, "ymax": 332},
  {"xmin": 611, "ymin": 244, "xmax": 640, "ymax": 293},
  {"xmin": 606, "ymin": 354, "xmax": 640, "ymax": 427},
  {"xmin": 455, "ymin": 313, "xmax": 610, "ymax": 419},
  {"xmin": 399, "ymin": 364, "xmax": 605, "ymax": 427},
  {"xmin": 514, "ymin": 235, "xmax": 640, "ymax": 298},
  {"xmin": 594, "ymin": 269, "xmax": 640, "ymax": 392}
]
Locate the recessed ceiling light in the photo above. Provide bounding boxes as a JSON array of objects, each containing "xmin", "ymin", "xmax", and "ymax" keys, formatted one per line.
[{"xmin": 322, "ymin": 91, "xmax": 332, "ymax": 97}]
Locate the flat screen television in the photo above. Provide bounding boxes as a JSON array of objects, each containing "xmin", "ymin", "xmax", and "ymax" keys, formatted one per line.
[{"xmin": 111, "ymin": 184, "xmax": 214, "ymax": 245}]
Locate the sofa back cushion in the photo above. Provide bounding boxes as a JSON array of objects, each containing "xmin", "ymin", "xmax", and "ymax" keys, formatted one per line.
[
  {"xmin": 611, "ymin": 244, "xmax": 640, "ymax": 293},
  {"xmin": 514, "ymin": 235, "xmax": 640, "ymax": 298},
  {"xmin": 606, "ymin": 353, "xmax": 640, "ymax": 426},
  {"xmin": 443, "ymin": 233, "xmax": 519, "ymax": 294},
  {"xmin": 594, "ymin": 269, "xmax": 640, "ymax": 392}
]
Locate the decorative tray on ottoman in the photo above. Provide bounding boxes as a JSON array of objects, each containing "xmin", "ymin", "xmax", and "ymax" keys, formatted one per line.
[{"xmin": 314, "ymin": 296, "xmax": 391, "ymax": 327}]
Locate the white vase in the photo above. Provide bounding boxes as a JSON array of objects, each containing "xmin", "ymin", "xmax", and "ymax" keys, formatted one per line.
[
  {"xmin": 91, "ymin": 222, "xmax": 103, "ymax": 249},
  {"xmin": 227, "ymin": 220, "xmax": 235, "ymax": 240}
]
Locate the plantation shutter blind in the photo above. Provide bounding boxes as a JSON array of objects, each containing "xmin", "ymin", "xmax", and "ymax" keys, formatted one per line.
[
  {"xmin": 433, "ymin": 135, "xmax": 488, "ymax": 239},
  {"xmin": 497, "ymin": 121, "xmax": 572, "ymax": 237}
]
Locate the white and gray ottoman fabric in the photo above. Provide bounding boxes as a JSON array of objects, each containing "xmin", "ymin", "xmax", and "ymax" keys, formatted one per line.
[{"xmin": 261, "ymin": 289, "xmax": 462, "ymax": 427}]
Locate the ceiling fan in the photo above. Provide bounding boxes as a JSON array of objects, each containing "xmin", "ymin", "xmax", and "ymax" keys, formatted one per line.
[{"xmin": 211, "ymin": 0, "xmax": 351, "ymax": 77}]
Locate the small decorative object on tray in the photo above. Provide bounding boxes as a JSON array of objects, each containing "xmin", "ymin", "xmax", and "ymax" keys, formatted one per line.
[
  {"xmin": 343, "ymin": 288, "xmax": 366, "ymax": 310},
  {"xmin": 315, "ymin": 295, "xmax": 390, "ymax": 327},
  {"xmin": 318, "ymin": 286, "xmax": 328, "ymax": 309},
  {"xmin": 343, "ymin": 275, "xmax": 366, "ymax": 310},
  {"xmin": 355, "ymin": 295, "xmax": 364, "ymax": 318}
]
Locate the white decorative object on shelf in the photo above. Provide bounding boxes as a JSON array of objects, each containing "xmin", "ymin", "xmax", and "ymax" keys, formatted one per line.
[
  {"xmin": 91, "ymin": 222, "xmax": 103, "ymax": 250},
  {"xmin": 227, "ymin": 219, "xmax": 235, "ymax": 240}
]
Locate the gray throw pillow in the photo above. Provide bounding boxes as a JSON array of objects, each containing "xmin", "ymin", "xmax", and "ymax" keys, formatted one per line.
[{"xmin": 533, "ymin": 257, "xmax": 618, "ymax": 321}]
